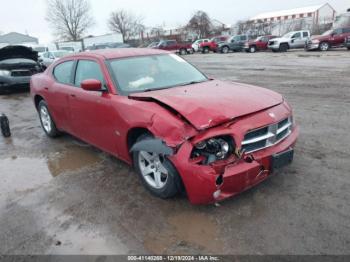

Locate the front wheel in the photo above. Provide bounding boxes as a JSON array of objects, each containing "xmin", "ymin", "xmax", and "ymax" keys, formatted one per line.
[
  {"xmin": 179, "ymin": 48, "xmax": 187, "ymax": 55},
  {"xmin": 132, "ymin": 135, "xmax": 182, "ymax": 199},
  {"xmin": 38, "ymin": 100, "xmax": 60, "ymax": 137},
  {"xmin": 279, "ymin": 43, "xmax": 288, "ymax": 52},
  {"xmin": 221, "ymin": 46, "xmax": 229, "ymax": 53}
]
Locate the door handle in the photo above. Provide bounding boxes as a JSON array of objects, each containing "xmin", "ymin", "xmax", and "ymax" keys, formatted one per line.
[
  {"xmin": 44, "ymin": 87, "xmax": 48, "ymax": 91},
  {"xmin": 70, "ymin": 94, "xmax": 76, "ymax": 98}
]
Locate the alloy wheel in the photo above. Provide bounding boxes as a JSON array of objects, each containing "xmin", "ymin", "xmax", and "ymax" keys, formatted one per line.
[
  {"xmin": 138, "ymin": 151, "xmax": 168, "ymax": 189},
  {"xmin": 40, "ymin": 106, "xmax": 52, "ymax": 133}
]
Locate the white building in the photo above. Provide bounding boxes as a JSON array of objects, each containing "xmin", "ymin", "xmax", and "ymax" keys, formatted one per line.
[{"xmin": 249, "ymin": 3, "xmax": 336, "ymax": 35}]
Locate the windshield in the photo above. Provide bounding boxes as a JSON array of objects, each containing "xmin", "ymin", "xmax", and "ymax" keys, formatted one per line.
[
  {"xmin": 282, "ymin": 32, "xmax": 294, "ymax": 38},
  {"xmin": 53, "ymin": 51, "xmax": 70, "ymax": 58},
  {"xmin": 108, "ymin": 54, "xmax": 208, "ymax": 94},
  {"xmin": 322, "ymin": 30, "xmax": 333, "ymax": 36},
  {"xmin": 33, "ymin": 47, "xmax": 46, "ymax": 52}
]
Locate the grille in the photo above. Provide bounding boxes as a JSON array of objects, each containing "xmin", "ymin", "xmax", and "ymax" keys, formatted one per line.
[
  {"xmin": 268, "ymin": 41, "xmax": 275, "ymax": 46},
  {"xmin": 242, "ymin": 116, "xmax": 293, "ymax": 153},
  {"xmin": 11, "ymin": 70, "xmax": 33, "ymax": 77}
]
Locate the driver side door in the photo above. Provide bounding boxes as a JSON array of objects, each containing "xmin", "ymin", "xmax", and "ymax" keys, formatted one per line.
[
  {"xmin": 68, "ymin": 59, "xmax": 118, "ymax": 154},
  {"xmin": 290, "ymin": 32, "xmax": 304, "ymax": 48}
]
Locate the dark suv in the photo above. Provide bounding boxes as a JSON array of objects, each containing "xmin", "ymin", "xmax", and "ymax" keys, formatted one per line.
[
  {"xmin": 345, "ymin": 36, "xmax": 350, "ymax": 50},
  {"xmin": 216, "ymin": 35, "xmax": 249, "ymax": 53},
  {"xmin": 306, "ymin": 27, "xmax": 350, "ymax": 51}
]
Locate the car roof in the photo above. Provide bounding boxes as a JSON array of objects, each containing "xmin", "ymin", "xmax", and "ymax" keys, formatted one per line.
[{"xmin": 65, "ymin": 48, "xmax": 170, "ymax": 60}]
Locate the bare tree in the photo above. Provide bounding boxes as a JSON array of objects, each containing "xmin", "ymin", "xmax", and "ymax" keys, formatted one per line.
[
  {"xmin": 46, "ymin": 0, "xmax": 94, "ymax": 41},
  {"xmin": 186, "ymin": 11, "xmax": 212, "ymax": 38},
  {"xmin": 108, "ymin": 9, "xmax": 145, "ymax": 42}
]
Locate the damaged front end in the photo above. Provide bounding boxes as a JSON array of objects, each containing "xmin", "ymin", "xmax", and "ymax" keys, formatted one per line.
[{"xmin": 165, "ymin": 101, "xmax": 299, "ymax": 205}]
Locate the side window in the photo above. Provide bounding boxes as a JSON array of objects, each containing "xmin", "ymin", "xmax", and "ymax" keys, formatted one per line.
[
  {"xmin": 334, "ymin": 28, "xmax": 342, "ymax": 35},
  {"xmin": 343, "ymin": 28, "xmax": 350, "ymax": 33},
  {"xmin": 43, "ymin": 52, "xmax": 49, "ymax": 58},
  {"xmin": 261, "ymin": 37, "xmax": 268, "ymax": 42},
  {"xmin": 292, "ymin": 32, "xmax": 301, "ymax": 39},
  {"xmin": 303, "ymin": 32, "xmax": 309, "ymax": 37},
  {"xmin": 53, "ymin": 61, "xmax": 74, "ymax": 85},
  {"xmin": 204, "ymin": 39, "xmax": 209, "ymax": 42},
  {"xmin": 74, "ymin": 60, "xmax": 104, "ymax": 87},
  {"xmin": 240, "ymin": 35, "xmax": 247, "ymax": 41}
]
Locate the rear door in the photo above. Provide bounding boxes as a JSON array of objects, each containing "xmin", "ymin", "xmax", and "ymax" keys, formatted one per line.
[
  {"xmin": 68, "ymin": 59, "xmax": 117, "ymax": 153},
  {"xmin": 48, "ymin": 60, "xmax": 76, "ymax": 132},
  {"xmin": 332, "ymin": 28, "xmax": 344, "ymax": 46}
]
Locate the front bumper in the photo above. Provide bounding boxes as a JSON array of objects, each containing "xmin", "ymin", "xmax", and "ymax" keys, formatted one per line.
[
  {"xmin": 169, "ymin": 103, "xmax": 299, "ymax": 205},
  {"xmin": 0, "ymin": 76, "xmax": 31, "ymax": 93},
  {"xmin": 268, "ymin": 43, "xmax": 280, "ymax": 50},
  {"xmin": 306, "ymin": 42, "xmax": 320, "ymax": 50}
]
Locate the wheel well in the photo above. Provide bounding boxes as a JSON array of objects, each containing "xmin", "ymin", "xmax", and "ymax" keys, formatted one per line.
[
  {"xmin": 281, "ymin": 42, "xmax": 289, "ymax": 48},
  {"xmin": 34, "ymin": 95, "xmax": 44, "ymax": 110},
  {"xmin": 127, "ymin": 127, "xmax": 152, "ymax": 152}
]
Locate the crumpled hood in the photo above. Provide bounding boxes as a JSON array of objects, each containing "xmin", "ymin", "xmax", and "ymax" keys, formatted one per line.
[
  {"xmin": 0, "ymin": 45, "xmax": 38, "ymax": 62},
  {"xmin": 130, "ymin": 80, "xmax": 283, "ymax": 130}
]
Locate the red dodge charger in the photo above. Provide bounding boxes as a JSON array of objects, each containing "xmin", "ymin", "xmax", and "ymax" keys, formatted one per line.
[{"xmin": 30, "ymin": 48, "xmax": 299, "ymax": 204}]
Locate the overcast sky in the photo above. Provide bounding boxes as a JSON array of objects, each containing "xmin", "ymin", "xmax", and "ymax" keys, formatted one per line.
[{"xmin": 0, "ymin": 0, "xmax": 348, "ymax": 44}]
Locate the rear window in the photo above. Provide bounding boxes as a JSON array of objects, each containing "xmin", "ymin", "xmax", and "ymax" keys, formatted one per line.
[{"xmin": 53, "ymin": 61, "xmax": 74, "ymax": 84}]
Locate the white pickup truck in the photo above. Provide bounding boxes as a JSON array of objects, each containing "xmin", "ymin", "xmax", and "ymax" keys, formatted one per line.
[{"xmin": 268, "ymin": 30, "xmax": 310, "ymax": 52}]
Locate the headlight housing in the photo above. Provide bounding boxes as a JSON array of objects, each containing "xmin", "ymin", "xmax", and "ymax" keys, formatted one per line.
[
  {"xmin": 191, "ymin": 135, "xmax": 235, "ymax": 165},
  {"xmin": 312, "ymin": 39, "xmax": 320, "ymax": 44},
  {"xmin": 0, "ymin": 70, "xmax": 11, "ymax": 77}
]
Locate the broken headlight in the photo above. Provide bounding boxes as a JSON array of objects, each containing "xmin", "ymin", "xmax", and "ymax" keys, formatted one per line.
[{"xmin": 191, "ymin": 135, "xmax": 235, "ymax": 164}]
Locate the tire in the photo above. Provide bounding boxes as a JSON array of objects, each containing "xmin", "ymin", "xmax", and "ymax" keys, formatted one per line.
[
  {"xmin": 221, "ymin": 46, "xmax": 229, "ymax": 54},
  {"xmin": 279, "ymin": 43, "xmax": 288, "ymax": 52},
  {"xmin": 249, "ymin": 46, "xmax": 257, "ymax": 53},
  {"xmin": 347, "ymin": 47, "xmax": 350, "ymax": 50},
  {"xmin": 132, "ymin": 134, "xmax": 182, "ymax": 199},
  {"xmin": 319, "ymin": 42, "xmax": 330, "ymax": 51},
  {"xmin": 179, "ymin": 48, "xmax": 187, "ymax": 55},
  {"xmin": 202, "ymin": 47, "xmax": 209, "ymax": 54},
  {"xmin": 38, "ymin": 100, "xmax": 60, "ymax": 137}
]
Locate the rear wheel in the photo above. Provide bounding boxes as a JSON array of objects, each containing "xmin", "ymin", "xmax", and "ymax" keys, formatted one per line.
[
  {"xmin": 249, "ymin": 45, "xmax": 257, "ymax": 53},
  {"xmin": 38, "ymin": 100, "xmax": 60, "ymax": 137},
  {"xmin": 319, "ymin": 42, "xmax": 330, "ymax": 51},
  {"xmin": 132, "ymin": 134, "xmax": 182, "ymax": 199}
]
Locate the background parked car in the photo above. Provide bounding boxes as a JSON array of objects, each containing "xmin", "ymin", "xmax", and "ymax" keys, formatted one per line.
[
  {"xmin": 40, "ymin": 50, "xmax": 71, "ymax": 68},
  {"xmin": 345, "ymin": 36, "xmax": 350, "ymax": 50},
  {"xmin": 268, "ymin": 30, "xmax": 310, "ymax": 52},
  {"xmin": 153, "ymin": 40, "xmax": 193, "ymax": 55},
  {"xmin": 200, "ymin": 36, "xmax": 229, "ymax": 53},
  {"xmin": 0, "ymin": 45, "xmax": 43, "ymax": 93},
  {"xmin": 306, "ymin": 27, "xmax": 350, "ymax": 51},
  {"xmin": 244, "ymin": 35, "xmax": 278, "ymax": 53},
  {"xmin": 216, "ymin": 35, "xmax": 249, "ymax": 53},
  {"xmin": 192, "ymin": 39, "xmax": 209, "ymax": 52}
]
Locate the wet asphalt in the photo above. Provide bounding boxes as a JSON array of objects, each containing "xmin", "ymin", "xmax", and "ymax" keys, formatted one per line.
[{"xmin": 0, "ymin": 49, "xmax": 349, "ymax": 255}]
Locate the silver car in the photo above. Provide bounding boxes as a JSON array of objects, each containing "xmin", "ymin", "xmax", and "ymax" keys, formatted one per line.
[{"xmin": 268, "ymin": 30, "xmax": 310, "ymax": 52}]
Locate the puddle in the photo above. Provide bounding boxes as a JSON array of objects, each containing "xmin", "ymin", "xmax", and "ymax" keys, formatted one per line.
[
  {"xmin": 0, "ymin": 157, "xmax": 52, "ymax": 197},
  {"xmin": 144, "ymin": 211, "xmax": 223, "ymax": 253},
  {"xmin": 47, "ymin": 145, "xmax": 102, "ymax": 177}
]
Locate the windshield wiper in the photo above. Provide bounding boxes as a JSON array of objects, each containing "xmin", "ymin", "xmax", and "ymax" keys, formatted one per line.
[{"xmin": 179, "ymin": 80, "xmax": 208, "ymax": 86}]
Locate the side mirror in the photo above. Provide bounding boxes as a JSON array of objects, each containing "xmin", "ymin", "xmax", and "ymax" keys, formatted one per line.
[{"xmin": 81, "ymin": 79, "xmax": 102, "ymax": 91}]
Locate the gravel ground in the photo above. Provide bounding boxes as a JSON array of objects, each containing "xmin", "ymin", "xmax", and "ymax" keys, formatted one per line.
[{"xmin": 0, "ymin": 49, "xmax": 349, "ymax": 255}]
